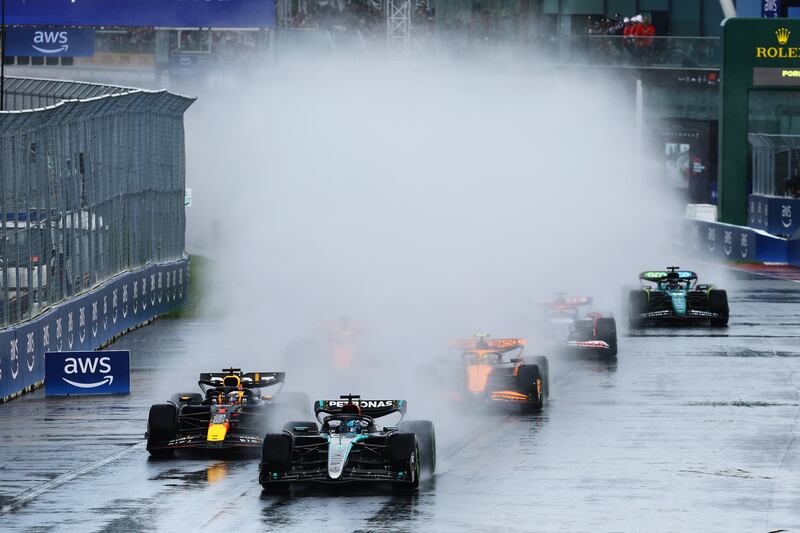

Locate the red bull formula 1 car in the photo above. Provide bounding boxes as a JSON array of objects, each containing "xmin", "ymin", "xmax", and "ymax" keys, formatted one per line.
[
  {"xmin": 544, "ymin": 295, "xmax": 618, "ymax": 356},
  {"xmin": 259, "ymin": 395, "xmax": 435, "ymax": 491},
  {"xmin": 145, "ymin": 368, "xmax": 287, "ymax": 456},
  {"xmin": 448, "ymin": 335, "xmax": 549, "ymax": 410}
]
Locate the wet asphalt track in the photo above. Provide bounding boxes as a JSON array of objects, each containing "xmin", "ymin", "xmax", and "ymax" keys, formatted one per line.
[{"xmin": 1, "ymin": 270, "xmax": 800, "ymax": 532}]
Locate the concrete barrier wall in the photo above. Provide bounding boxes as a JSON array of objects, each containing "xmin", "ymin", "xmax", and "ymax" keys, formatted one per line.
[
  {"xmin": 748, "ymin": 194, "xmax": 800, "ymax": 237},
  {"xmin": 0, "ymin": 259, "xmax": 188, "ymax": 402},
  {"xmin": 683, "ymin": 218, "xmax": 788, "ymax": 264}
]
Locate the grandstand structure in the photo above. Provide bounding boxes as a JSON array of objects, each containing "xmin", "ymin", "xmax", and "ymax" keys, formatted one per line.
[{"xmin": 387, "ymin": 0, "xmax": 412, "ymax": 56}]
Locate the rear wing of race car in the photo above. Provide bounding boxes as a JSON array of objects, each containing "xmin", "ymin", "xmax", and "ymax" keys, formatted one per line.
[
  {"xmin": 314, "ymin": 397, "xmax": 407, "ymax": 420},
  {"xmin": 547, "ymin": 295, "xmax": 593, "ymax": 309},
  {"xmin": 639, "ymin": 269, "xmax": 697, "ymax": 283},
  {"xmin": 449, "ymin": 337, "xmax": 526, "ymax": 353},
  {"xmin": 198, "ymin": 370, "xmax": 286, "ymax": 390}
]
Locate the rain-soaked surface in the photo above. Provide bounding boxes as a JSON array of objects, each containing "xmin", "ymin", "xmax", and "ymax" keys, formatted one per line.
[{"xmin": 1, "ymin": 270, "xmax": 800, "ymax": 532}]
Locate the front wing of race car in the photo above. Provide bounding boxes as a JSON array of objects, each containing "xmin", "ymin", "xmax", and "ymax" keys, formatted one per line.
[
  {"xmin": 487, "ymin": 371, "xmax": 543, "ymax": 406},
  {"xmin": 151, "ymin": 433, "xmax": 264, "ymax": 450},
  {"xmin": 259, "ymin": 436, "xmax": 415, "ymax": 485},
  {"xmin": 635, "ymin": 291, "xmax": 724, "ymax": 323},
  {"xmin": 566, "ymin": 339, "xmax": 612, "ymax": 350}
]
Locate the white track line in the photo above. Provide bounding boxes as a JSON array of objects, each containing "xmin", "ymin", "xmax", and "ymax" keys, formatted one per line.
[{"xmin": 0, "ymin": 442, "xmax": 146, "ymax": 515}]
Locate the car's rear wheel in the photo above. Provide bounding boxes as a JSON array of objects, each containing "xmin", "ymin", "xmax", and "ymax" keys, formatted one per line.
[
  {"xmin": 147, "ymin": 403, "xmax": 177, "ymax": 458},
  {"xmin": 260, "ymin": 433, "xmax": 293, "ymax": 491},
  {"xmin": 169, "ymin": 392, "xmax": 203, "ymax": 406},
  {"xmin": 709, "ymin": 289, "xmax": 729, "ymax": 327},
  {"xmin": 282, "ymin": 420, "xmax": 318, "ymax": 434},
  {"xmin": 628, "ymin": 290, "xmax": 647, "ymax": 328},
  {"xmin": 595, "ymin": 317, "xmax": 618, "ymax": 356},
  {"xmin": 399, "ymin": 420, "xmax": 436, "ymax": 475},
  {"xmin": 516, "ymin": 364, "xmax": 544, "ymax": 410}
]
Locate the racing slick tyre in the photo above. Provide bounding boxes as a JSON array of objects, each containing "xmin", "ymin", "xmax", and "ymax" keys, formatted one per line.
[
  {"xmin": 628, "ymin": 290, "xmax": 647, "ymax": 328},
  {"xmin": 389, "ymin": 433, "xmax": 420, "ymax": 490},
  {"xmin": 596, "ymin": 317, "xmax": 618, "ymax": 356},
  {"xmin": 709, "ymin": 289, "xmax": 729, "ymax": 327},
  {"xmin": 169, "ymin": 392, "xmax": 203, "ymax": 406},
  {"xmin": 530, "ymin": 356, "xmax": 550, "ymax": 399},
  {"xmin": 515, "ymin": 364, "xmax": 545, "ymax": 411},
  {"xmin": 282, "ymin": 420, "xmax": 319, "ymax": 434},
  {"xmin": 259, "ymin": 434, "xmax": 293, "ymax": 492},
  {"xmin": 399, "ymin": 420, "xmax": 436, "ymax": 475},
  {"xmin": 146, "ymin": 403, "xmax": 177, "ymax": 458}
]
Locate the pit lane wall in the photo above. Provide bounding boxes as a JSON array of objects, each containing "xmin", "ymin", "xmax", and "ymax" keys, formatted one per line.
[
  {"xmin": 683, "ymin": 218, "xmax": 788, "ymax": 264},
  {"xmin": 0, "ymin": 259, "xmax": 188, "ymax": 403},
  {"xmin": 748, "ymin": 194, "xmax": 800, "ymax": 237}
]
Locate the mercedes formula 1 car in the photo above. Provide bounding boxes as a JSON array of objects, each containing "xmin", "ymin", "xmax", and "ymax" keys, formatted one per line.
[
  {"xmin": 448, "ymin": 335, "xmax": 549, "ymax": 410},
  {"xmin": 628, "ymin": 267, "xmax": 729, "ymax": 327},
  {"xmin": 146, "ymin": 368, "xmax": 287, "ymax": 456},
  {"xmin": 544, "ymin": 295, "xmax": 617, "ymax": 356},
  {"xmin": 259, "ymin": 395, "xmax": 435, "ymax": 491}
]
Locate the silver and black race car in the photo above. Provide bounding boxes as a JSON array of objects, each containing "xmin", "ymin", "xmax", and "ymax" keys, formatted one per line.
[
  {"xmin": 544, "ymin": 295, "xmax": 617, "ymax": 356},
  {"xmin": 628, "ymin": 267, "xmax": 729, "ymax": 327},
  {"xmin": 145, "ymin": 368, "xmax": 289, "ymax": 456},
  {"xmin": 259, "ymin": 395, "xmax": 435, "ymax": 492}
]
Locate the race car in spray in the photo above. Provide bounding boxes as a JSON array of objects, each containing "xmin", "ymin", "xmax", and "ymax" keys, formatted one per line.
[
  {"xmin": 628, "ymin": 267, "xmax": 729, "ymax": 327},
  {"xmin": 543, "ymin": 295, "xmax": 617, "ymax": 356},
  {"xmin": 145, "ymin": 368, "xmax": 289, "ymax": 456},
  {"xmin": 448, "ymin": 335, "xmax": 549, "ymax": 410},
  {"xmin": 259, "ymin": 395, "xmax": 435, "ymax": 491}
]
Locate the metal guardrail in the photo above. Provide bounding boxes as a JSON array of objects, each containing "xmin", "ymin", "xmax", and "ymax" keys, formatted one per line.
[
  {"xmin": 1, "ymin": 76, "xmax": 133, "ymax": 110},
  {"xmin": 557, "ymin": 35, "xmax": 721, "ymax": 69},
  {"xmin": 0, "ymin": 77, "xmax": 194, "ymax": 328}
]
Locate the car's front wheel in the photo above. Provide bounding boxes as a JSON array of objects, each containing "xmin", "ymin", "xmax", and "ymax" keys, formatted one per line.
[
  {"xmin": 400, "ymin": 420, "xmax": 436, "ymax": 475},
  {"xmin": 596, "ymin": 317, "xmax": 618, "ymax": 356},
  {"xmin": 147, "ymin": 403, "xmax": 177, "ymax": 458},
  {"xmin": 260, "ymin": 433, "xmax": 293, "ymax": 491},
  {"xmin": 389, "ymin": 433, "xmax": 420, "ymax": 490},
  {"xmin": 709, "ymin": 289, "xmax": 729, "ymax": 327}
]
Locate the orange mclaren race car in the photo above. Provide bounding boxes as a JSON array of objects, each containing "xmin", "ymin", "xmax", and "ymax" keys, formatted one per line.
[{"xmin": 448, "ymin": 335, "xmax": 549, "ymax": 410}]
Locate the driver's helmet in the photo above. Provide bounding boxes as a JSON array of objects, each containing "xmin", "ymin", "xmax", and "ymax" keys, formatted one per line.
[
  {"xmin": 340, "ymin": 402, "xmax": 361, "ymax": 416},
  {"xmin": 665, "ymin": 272, "xmax": 680, "ymax": 290},
  {"xmin": 227, "ymin": 390, "xmax": 242, "ymax": 404}
]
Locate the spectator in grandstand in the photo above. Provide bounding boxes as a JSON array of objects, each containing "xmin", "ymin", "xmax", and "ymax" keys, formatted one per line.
[
  {"xmin": 608, "ymin": 14, "xmax": 625, "ymax": 36},
  {"xmin": 636, "ymin": 16, "xmax": 656, "ymax": 48}
]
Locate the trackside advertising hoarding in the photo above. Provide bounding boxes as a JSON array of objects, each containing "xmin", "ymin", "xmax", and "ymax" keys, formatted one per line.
[
  {"xmin": 6, "ymin": 0, "xmax": 276, "ymax": 28},
  {"xmin": 0, "ymin": 259, "xmax": 188, "ymax": 402},
  {"xmin": 45, "ymin": 350, "xmax": 130, "ymax": 396},
  {"xmin": 5, "ymin": 27, "xmax": 95, "ymax": 57}
]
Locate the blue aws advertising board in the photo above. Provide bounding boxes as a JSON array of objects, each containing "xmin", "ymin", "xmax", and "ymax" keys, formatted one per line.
[
  {"xmin": 45, "ymin": 350, "xmax": 130, "ymax": 396},
  {"xmin": 6, "ymin": 27, "xmax": 95, "ymax": 57},
  {"xmin": 762, "ymin": 0, "xmax": 781, "ymax": 18},
  {"xmin": 7, "ymin": 0, "xmax": 276, "ymax": 28},
  {"xmin": 0, "ymin": 259, "xmax": 187, "ymax": 402}
]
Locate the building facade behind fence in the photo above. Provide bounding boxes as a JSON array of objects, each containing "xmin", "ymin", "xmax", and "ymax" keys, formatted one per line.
[{"xmin": 0, "ymin": 78, "xmax": 194, "ymax": 328}]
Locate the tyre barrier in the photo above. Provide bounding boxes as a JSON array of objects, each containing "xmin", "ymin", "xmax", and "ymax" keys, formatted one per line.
[{"xmin": 0, "ymin": 258, "xmax": 189, "ymax": 403}]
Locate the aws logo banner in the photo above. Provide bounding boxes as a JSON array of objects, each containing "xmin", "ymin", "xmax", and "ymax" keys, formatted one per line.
[
  {"xmin": 45, "ymin": 350, "xmax": 130, "ymax": 396},
  {"xmin": 5, "ymin": 27, "xmax": 95, "ymax": 57}
]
